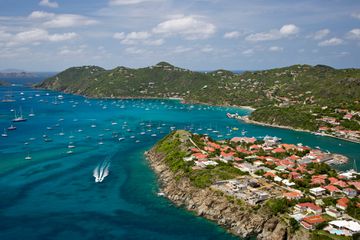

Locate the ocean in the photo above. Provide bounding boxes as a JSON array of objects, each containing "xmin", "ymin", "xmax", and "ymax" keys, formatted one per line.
[{"xmin": 0, "ymin": 85, "xmax": 358, "ymax": 239}]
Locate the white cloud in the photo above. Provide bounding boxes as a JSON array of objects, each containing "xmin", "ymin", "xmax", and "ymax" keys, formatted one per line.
[
  {"xmin": 109, "ymin": 0, "xmax": 163, "ymax": 5},
  {"xmin": 269, "ymin": 46, "xmax": 283, "ymax": 52},
  {"xmin": 318, "ymin": 37, "xmax": 343, "ymax": 46},
  {"xmin": 113, "ymin": 32, "xmax": 125, "ymax": 40},
  {"xmin": 29, "ymin": 11, "xmax": 55, "ymax": 19},
  {"xmin": 351, "ymin": 12, "xmax": 360, "ymax": 20},
  {"xmin": 0, "ymin": 30, "xmax": 12, "ymax": 41},
  {"xmin": 113, "ymin": 31, "xmax": 162, "ymax": 45},
  {"xmin": 242, "ymin": 49, "xmax": 254, "ymax": 56},
  {"xmin": 48, "ymin": 32, "xmax": 78, "ymax": 42},
  {"xmin": 313, "ymin": 29, "xmax": 330, "ymax": 40},
  {"xmin": 246, "ymin": 24, "xmax": 299, "ymax": 42},
  {"xmin": 347, "ymin": 28, "xmax": 360, "ymax": 40},
  {"xmin": 58, "ymin": 45, "xmax": 86, "ymax": 55},
  {"xmin": 173, "ymin": 46, "xmax": 192, "ymax": 54},
  {"xmin": 144, "ymin": 38, "xmax": 164, "ymax": 46},
  {"xmin": 39, "ymin": 0, "xmax": 59, "ymax": 8},
  {"xmin": 28, "ymin": 11, "xmax": 98, "ymax": 28},
  {"xmin": 201, "ymin": 45, "xmax": 213, "ymax": 53},
  {"xmin": 125, "ymin": 47, "xmax": 148, "ymax": 54},
  {"xmin": 223, "ymin": 31, "xmax": 241, "ymax": 39},
  {"xmin": 153, "ymin": 15, "xmax": 216, "ymax": 40},
  {"xmin": 279, "ymin": 24, "xmax": 299, "ymax": 35},
  {"xmin": 6, "ymin": 28, "xmax": 77, "ymax": 46}
]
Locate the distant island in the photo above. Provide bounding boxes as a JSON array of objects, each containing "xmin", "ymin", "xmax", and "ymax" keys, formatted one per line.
[
  {"xmin": 0, "ymin": 69, "xmax": 36, "ymax": 78},
  {"xmin": 146, "ymin": 130, "xmax": 359, "ymax": 239},
  {"xmin": 36, "ymin": 62, "xmax": 360, "ymax": 143}
]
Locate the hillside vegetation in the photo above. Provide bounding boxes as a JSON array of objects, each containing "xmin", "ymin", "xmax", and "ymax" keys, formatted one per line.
[{"xmin": 37, "ymin": 62, "xmax": 360, "ymax": 133}]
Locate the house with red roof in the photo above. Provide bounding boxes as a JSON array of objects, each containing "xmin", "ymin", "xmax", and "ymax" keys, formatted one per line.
[
  {"xmin": 220, "ymin": 151, "xmax": 235, "ymax": 162},
  {"xmin": 272, "ymin": 147, "xmax": 286, "ymax": 154},
  {"xmin": 300, "ymin": 215, "xmax": 325, "ymax": 230},
  {"xmin": 281, "ymin": 144, "xmax": 297, "ymax": 151},
  {"xmin": 204, "ymin": 146, "xmax": 215, "ymax": 152},
  {"xmin": 208, "ymin": 141, "xmax": 221, "ymax": 149},
  {"xmin": 344, "ymin": 114, "xmax": 353, "ymax": 120},
  {"xmin": 311, "ymin": 175, "xmax": 327, "ymax": 185},
  {"xmin": 264, "ymin": 171, "xmax": 276, "ymax": 178},
  {"xmin": 192, "ymin": 153, "xmax": 208, "ymax": 160},
  {"xmin": 336, "ymin": 197, "xmax": 350, "ymax": 211},
  {"xmin": 283, "ymin": 191, "xmax": 303, "ymax": 200},
  {"xmin": 249, "ymin": 144, "xmax": 261, "ymax": 150},
  {"xmin": 295, "ymin": 202, "xmax": 322, "ymax": 215},
  {"xmin": 236, "ymin": 146, "xmax": 251, "ymax": 155},
  {"xmin": 324, "ymin": 185, "xmax": 341, "ymax": 196},
  {"xmin": 289, "ymin": 171, "xmax": 301, "ymax": 180},
  {"xmin": 191, "ymin": 148, "xmax": 201, "ymax": 153},
  {"xmin": 230, "ymin": 137, "xmax": 256, "ymax": 144}
]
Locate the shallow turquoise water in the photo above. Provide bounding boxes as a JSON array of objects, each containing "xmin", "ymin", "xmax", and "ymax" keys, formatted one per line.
[{"xmin": 0, "ymin": 86, "xmax": 358, "ymax": 239}]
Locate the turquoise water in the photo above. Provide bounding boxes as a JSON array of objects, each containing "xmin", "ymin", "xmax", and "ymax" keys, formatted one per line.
[{"xmin": 0, "ymin": 86, "xmax": 359, "ymax": 240}]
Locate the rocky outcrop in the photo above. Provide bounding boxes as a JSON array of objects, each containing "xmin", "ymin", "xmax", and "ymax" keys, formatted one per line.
[{"xmin": 145, "ymin": 149, "xmax": 306, "ymax": 239}]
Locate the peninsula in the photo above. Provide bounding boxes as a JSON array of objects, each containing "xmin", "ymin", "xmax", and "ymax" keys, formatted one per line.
[
  {"xmin": 36, "ymin": 62, "xmax": 360, "ymax": 143},
  {"xmin": 146, "ymin": 130, "xmax": 360, "ymax": 239}
]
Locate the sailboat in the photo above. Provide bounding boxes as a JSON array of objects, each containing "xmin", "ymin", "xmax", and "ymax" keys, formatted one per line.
[
  {"xmin": 28, "ymin": 108, "xmax": 35, "ymax": 117},
  {"xmin": 1, "ymin": 128, "xmax": 8, "ymax": 137},
  {"xmin": 12, "ymin": 107, "xmax": 27, "ymax": 122},
  {"xmin": 25, "ymin": 153, "xmax": 32, "ymax": 160},
  {"xmin": 7, "ymin": 125, "xmax": 16, "ymax": 131}
]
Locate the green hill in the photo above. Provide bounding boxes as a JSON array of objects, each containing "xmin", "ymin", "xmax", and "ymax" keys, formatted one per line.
[{"xmin": 36, "ymin": 62, "xmax": 360, "ymax": 136}]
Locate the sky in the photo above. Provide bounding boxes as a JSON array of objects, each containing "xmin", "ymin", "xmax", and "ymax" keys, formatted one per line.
[{"xmin": 0, "ymin": 0, "xmax": 359, "ymax": 71}]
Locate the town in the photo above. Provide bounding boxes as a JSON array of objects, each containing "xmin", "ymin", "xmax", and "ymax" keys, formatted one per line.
[{"xmin": 183, "ymin": 133, "xmax": 360, "ymax": 238}]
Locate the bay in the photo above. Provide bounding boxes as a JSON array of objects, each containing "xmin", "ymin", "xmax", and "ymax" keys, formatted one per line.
[{"xmin": 0, "ymin": 85, "xmax": 358, "ymax": 240}]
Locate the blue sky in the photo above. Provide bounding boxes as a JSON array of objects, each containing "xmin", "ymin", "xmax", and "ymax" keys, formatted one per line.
[{"xmin": 0, "ymin": 0, "xmax": 359, "ymax": 71}]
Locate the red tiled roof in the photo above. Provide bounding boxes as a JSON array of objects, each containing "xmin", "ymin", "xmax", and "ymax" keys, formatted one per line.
[
  {"xmin": 324, "ymin": 185, "xmax": 341, "ymax": 192},
  {"xmin": 272, "ymin": 148, "xmax": 286, "ymax": 153},
  {"xmin": 193, "ymin": 153, "xmax": 208, "ymax": 160},
  {"xmin": 337, "ymin": 197, "xmax": 349, "ymax": 208},
  {"xmin": 296, "ymin": 202, "xmax": 322, "ymax": 212},
  {"xmin": 302, "ymin": 215, "xmax": 325, "ymax": 225},
  {"xmin": 208, "ymin": 142, "xmax": 221, "ymax": 149},
  {"xmin": 283, "ymin": 191, "xmax": 302, "ymax": 199},
  {"xmin": 264, "ymin": 172, "xmax": 276, "ymax": 178}
]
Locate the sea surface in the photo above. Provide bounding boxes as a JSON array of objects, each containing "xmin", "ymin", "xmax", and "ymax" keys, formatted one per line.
[{"xmin": 0, "ymin": 85, "xmax": 359, "ymax": 240}]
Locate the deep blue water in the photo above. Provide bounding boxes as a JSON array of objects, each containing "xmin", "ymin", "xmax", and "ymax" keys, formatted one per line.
[{"xmin": 0, "ymin": 85, "xmax": 359, "ymax": 240}]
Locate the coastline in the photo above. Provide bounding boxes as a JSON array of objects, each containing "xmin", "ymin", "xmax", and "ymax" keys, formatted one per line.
[
  {"xmin": 239, "ymin": 116, "xmax": 360, "ymax": 145},
  {"xmin": 34, "ymin": 86, "xmax": 359, "ymax": 144},
  {"xmin": 145, "ymin": 147, "xmax": 309, "ymax": 240}
]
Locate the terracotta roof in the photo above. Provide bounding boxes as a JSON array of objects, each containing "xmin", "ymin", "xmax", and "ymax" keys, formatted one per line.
[
  {"xmin": 283, "ymin": 191, "xmax": 302, "ymax": 199},
  {"xmin": 324, "ymin": 185, "xmax": 341, "ymax": 192},
  {"xmin": 193, "ymin": 153, "xmax": 208, "ymax": 160},
  {"xmin": 337, "ymin": 197, "xmax": 349, "ymax": 208},
  {"xmin": 302, "ymin": 215, "xmax": 325, "ymax": 225},
  {"xmin": 296, "ymin": 202, "xmax": 322, "ymax": 212}
]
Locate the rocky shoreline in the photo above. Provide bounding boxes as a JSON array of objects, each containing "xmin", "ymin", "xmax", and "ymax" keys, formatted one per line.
[{"xmin": 145, "ymin": 149, "xmax": 310, "ymax": 240}]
